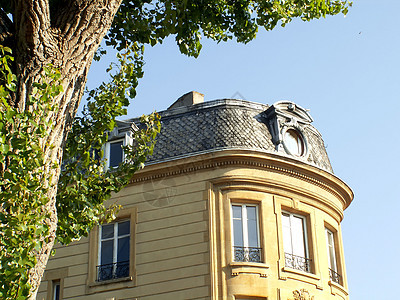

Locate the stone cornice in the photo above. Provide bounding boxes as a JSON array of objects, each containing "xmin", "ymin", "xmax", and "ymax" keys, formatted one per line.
[{"xmin": 129, "ymin": 150, "xmax": 353, "ymax": 211}]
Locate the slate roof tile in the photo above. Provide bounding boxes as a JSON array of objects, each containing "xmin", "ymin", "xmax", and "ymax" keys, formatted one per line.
[{"xmin": 128, "ymin": 99, "xmax": 332, "ymax": 173}]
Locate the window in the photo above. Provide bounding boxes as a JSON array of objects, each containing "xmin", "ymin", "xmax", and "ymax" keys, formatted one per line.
[
  {"xmin": 87, "ymin": 207, "xmax": 136, "ymax": 293},
  {"xmin": 281, "ymin": 211, "xmax": 311, "ymax": 272},
  {"xmin": 44, "ymin": 268, "xmax": 67, "ymax": 300},
  {"xmin": 97, "ymin": 220, "xmax": 130, "ymax": 281},
  {"xmin": 232, "ymin": 204, "xmax": 261, "ymax": 262},
  {"xmin": 283, "ymin": 129, "xmax": 305, "ymax": 157},
  {"xmin": 326, "ymin": 228, "xmax": 341, "ymax": 285},
  {"xmin": 107, "ymin": 140, "xmax": 124, "ymax": 169},
  {"xmin": 52, "ymin": 280, "xmax": 60, "ymax": 300}
]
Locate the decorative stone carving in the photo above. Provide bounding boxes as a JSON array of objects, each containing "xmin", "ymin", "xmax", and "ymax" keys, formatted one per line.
[
  {"xmin": 264, "ymin": 101, "xmax": 313, "ymax": 157},
  {"xmin": 289, "ymin": 289, "xmax": 314, "ymax": 300}
]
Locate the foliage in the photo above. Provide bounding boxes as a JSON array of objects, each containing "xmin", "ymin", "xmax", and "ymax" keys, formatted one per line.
[
  {"xmin": 0, "ymin": 44, "xmax": 160, "ymax": 298},
  {"xmin": 108, "ymin": 0, "xmax": 352, "ymax": 57},
  {"xmin": 0, "ymin": 46, "xmax": 63, "ymax": 299},
  {"xmin": 57, "ymin": 44, "xmax": 160, "ymax": 245}
]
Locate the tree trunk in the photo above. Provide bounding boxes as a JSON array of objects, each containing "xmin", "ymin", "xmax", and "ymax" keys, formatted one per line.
[{"xmin": 4, "ymin": 0, "xmax": 123, "ymax": 298}]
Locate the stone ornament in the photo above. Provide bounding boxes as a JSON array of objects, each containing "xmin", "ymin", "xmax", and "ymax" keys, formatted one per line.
[
  {"xmin": 264, "ymin": 101, "xmax": 313, "ymax": 154},
  {"xmin": 289, "ymin": 289, "xmax": 314, "ymax": 300}
]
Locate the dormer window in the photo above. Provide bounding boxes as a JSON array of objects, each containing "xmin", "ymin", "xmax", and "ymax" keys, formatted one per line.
[
  {"xmin": 103, "ymin": 127, "xmax": 134, "ymax": 170},
  {"xmin": 283, "ymin": 129, "xmax": 305, "ymax": 157},
  {"xmin": 265, "ymin": 101, "xmax": 312, "ymax": 159},
  {"xmin": 108, "ymin": 140, "xmax": 124, "ymax": 168}
]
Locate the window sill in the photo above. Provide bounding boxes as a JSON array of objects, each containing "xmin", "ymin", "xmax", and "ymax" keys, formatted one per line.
[
  {"xmin": 88, "ymin": 276, "xmax": 133, "ymax": 288},
  {"xmin": 86, "ymin": 275, "xmax": 135, "ymax": 294},
  {"xmin": 282, "ymin": 267, "xmax": 319, "ymax": 280},
  {"xmin": 230, "ymin": 261, "xmax": 269, "ymax": 277},
  {"xmin": 329, "ymin": 280, "xmax": 348, "ymax": 296}
]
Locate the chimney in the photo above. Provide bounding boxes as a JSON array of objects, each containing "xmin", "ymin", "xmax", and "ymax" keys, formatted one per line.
[{"xmin": 168, "ymin": 91, "xmax": 204, "ymax": 110}]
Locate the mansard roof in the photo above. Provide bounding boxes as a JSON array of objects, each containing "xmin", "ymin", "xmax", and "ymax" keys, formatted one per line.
[{"xmin": 124, "ymin": 95, "xmax": 333, "ymax": 173}]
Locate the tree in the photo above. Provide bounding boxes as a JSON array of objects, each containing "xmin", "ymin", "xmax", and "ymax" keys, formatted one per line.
[{"xmin": 0, "ymin": 1, "xmax": 351, "ymax": 299}]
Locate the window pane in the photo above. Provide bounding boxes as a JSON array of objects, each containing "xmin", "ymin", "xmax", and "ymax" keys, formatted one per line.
[
  {"xmin": 291, "ymin": 215, "xmax": 306, "ymax": 257},
  {"xmin": 53, "ymin": 282, "xmax": 60, "ymax": 300},
  {"xmin": 328, "ymin": 248, "xmax": 336, "ymax": 271},
  {"xmin": 247, "ymin": 206, "xmax": 258, "ymax": 247},
  {"xmin": 326, "ymin": 230, "xmax": 337, "ymax": 271},
  {"xmin": 117, "ymin": 236, "xmax": 130, "ymax": 263},
  {"xmin": 281, "ymin": 213, "xmax": 292, "ymax": 253},
  {"xmin": 109, "ymin": 141, "xmax": 123, "ymax": 168},
  {"xmin": 233, "ymin": 219, "xmax": 243, "ymax": 246},
  {"xmin": 327, "ymin": 230, "xmax": 334, "ymax": 247},
  {"xmin": 118, "ymin": 221, "xmax": 130, "ymax": 236},
  {"xmin": 284, "ymin": 129, "xmax": 304, "ymax": 156},
  {"xmin": 232, "ymin": 205, "xmax": 243, "ymax": 246},
  {"xmin": 247, "ymin": 206, "xmax": 257, "ymax": 220},
  {"xmin": 247, "ymin": 220, "xmax": 258, "ymax": 247},
  {"xmin": 232, "ymin": 205, "xmax": 242, "ymax": 219},
  {"xmin": 101, "ymin": 240, "xmax": 113, "ymax": 265},
  {"xmin": 285, "ymin": 130, "xmax": 298, "ymax": 155},
  {"xmin": 101, "ymin": 224, "xmax": 114, "ymax": 239}
]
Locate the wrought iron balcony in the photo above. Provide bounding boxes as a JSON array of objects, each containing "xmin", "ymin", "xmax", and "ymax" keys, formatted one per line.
[
  {"xmin": 284, "ymin": 252, "xmax": 311, "ymax": 273},
  {"xmin": 234, "ymin": 246, "xmax": 262, "ymax": 263},
  {"xmin": 96, "ymin": 261, "xmax": 129, "ymax": 281},
  {"xmin": 329, "ymin": 268, "xmax": 342, "ymax": 285}
]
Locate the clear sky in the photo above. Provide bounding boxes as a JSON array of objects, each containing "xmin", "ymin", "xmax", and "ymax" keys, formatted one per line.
[{"xmin": 86, "ymin": 1, "xmax": 400, "ymax": 298}]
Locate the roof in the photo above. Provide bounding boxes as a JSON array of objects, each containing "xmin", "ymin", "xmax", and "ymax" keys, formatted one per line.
[{"xmin": 125, "ymin": 96, "xmax": 333, "ymax": 173}]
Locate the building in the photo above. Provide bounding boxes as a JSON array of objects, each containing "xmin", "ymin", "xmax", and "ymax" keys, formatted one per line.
[{"xmin": 37, "ymin": 92, "xmax": 353, "ymax": 300}]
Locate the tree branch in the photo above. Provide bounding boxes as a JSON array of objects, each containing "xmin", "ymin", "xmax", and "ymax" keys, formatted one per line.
[
  {"xmin": 51, "ymin": 0, "xmax": 122, "ymax": 53},
  {"xmin": 13, "ymin": 0, "xmax": 53, "ymax": 58},
  {"xmin": 48, "ymin": 0, "xmax": 123, "ymax": 130}
]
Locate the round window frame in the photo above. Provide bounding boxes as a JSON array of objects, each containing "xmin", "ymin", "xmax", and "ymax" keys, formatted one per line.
[{"xmin": 282, "ymin": 128, "xmax": 307, "ymax": 157}]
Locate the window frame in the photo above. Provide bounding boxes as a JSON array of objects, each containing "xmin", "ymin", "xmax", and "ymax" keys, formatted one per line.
[
  {"xmin": 52, "ymin": 280, "xmax": 60, "ymax": 300},
  {"xmin": 87, "ymin": 207, "xmax": 137, "ymax": 294},
  {"xmin": 44, "ymin": 267, "xmax": 68, "ymax": 300},
  {"xmin": 225, "ymin": 192, "xmax": 269, "ymax": 280},
  {"xmin": 104, "ymin": 132, "xmax": 133, "ymax": 170},
  {"xmin": 283, "ymin": 128, "xmax": 305, "ymax": 157},
  {"xmin": 105, "ymin": 139, "xmax": 125, "ymax": 169},
  {"xmin": 281, "ymin": 210, "xmax": 311, "ymax": 273},
  {"xmin": 274, "ymin": 196, "xmax": 321, "ymax": 284},
  {"xmin": 231, "ymin": 203, "xmax": 262, "ymax": 263},
  {"xmin": 325, "ymin": 228, "xmax": 337, "ymax": 271},
  {"xmin": 97, "ymin": 219, "xmax": 131, "ymax": 282},
  {"xmin": 325, "ymin": 226, "xmax": 342, "ymax": 285},
  {"xmin": 282, "ymin": 127, "xmax": 307, "ymax": 157}
]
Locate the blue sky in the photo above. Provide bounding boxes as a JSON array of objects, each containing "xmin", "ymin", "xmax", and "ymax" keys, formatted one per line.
[{"xmin": 86, "ymin": 1, "xmax": 400, "ymax": 298}]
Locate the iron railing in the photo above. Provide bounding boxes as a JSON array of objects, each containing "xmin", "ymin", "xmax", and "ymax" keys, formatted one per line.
[
  {"xmin": 329, "ymin": 268, "xmax": 342, "ymax": 285},
  {"xmin": 96, "ymin": 261, "xmax": 129, "ymax": 281},
  {"xmin": 234, "ymin": 246, "xmax": 262, "ymax": 263},
  {"xmin": 284, "ymin": 253, "xmax": 311, "ymax": 273}
]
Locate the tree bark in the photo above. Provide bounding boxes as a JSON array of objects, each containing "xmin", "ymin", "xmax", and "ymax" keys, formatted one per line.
[
  {"xmin": 0, "ymin": 8, "xmax": 13, "ymax": 47},
  {"xmin": 5, "ymin": 0, "xmax": 123, "ymax": 297}
]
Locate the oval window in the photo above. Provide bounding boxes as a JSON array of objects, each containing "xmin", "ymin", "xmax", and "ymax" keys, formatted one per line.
[{"xmin": 284, "ymin": 129, "xmax": 305, "ymax": 157}]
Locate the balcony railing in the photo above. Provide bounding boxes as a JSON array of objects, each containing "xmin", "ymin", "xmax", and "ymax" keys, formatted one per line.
[
  {"xmin": 284, "ymin": 252, "xmax": 311, "ymax": 273},
  {"xmin": 234, "ymin": 246, "xmax": 262, "ymax": 263},
  {"xmin": 329, "ymin": 268, "xmax": 342, "ymax": 285},
  {"xmin": 96, "ymin": 261, "xmax": 129, "ymax": 281}
]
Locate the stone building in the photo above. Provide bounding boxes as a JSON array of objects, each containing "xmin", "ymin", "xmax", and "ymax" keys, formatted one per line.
[{"xmin": 37, "ymin": 92, "xmax": 352, "ymax": 300}]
